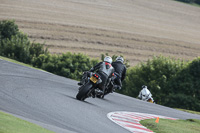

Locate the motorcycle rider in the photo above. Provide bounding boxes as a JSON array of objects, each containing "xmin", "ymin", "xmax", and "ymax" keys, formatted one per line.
[
  {"xmin": 78, "ymin": 56, "xmax": 115, "ymax": 95},
  {"xmin": 138, "ymin": 85, "xmax": 154, "ymax": 103},
  {"xmin": 111, "ymin": 56, "xmax": 127, "ymax": 90}
]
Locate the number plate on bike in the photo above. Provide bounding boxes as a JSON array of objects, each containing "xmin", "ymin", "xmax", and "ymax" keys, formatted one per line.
[{"xmin": 90, "ymin": 76, "xmax": 98, "ymax": 83}]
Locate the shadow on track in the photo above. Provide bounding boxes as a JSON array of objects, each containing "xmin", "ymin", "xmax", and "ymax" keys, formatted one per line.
[{"xmin": 58, "ymin": 93, "xmax": 99, "ymax": 106}]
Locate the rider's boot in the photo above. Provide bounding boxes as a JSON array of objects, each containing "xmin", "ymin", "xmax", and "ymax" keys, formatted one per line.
[
  {"xmin": 113, "ymin": 85, "xmax": 121, "ymax": 91},
  {"xmin": 95, "ymin": 89, "xmax": 103, "ymax": 95},
  {"xmin": 78, "ymin": 81, "xmax": 83, "ymax": 86}
]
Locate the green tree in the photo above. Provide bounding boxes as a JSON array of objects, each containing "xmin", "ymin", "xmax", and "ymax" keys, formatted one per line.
[
  {"xmin": 0, "ymin": 20, "xmax": 49, "ymax": 64},
  {"xmin": 196, "ymin": 0, "xmax": 200, "ymax": 4},
  {"xmin": 0, "ymin": 20, "xmax": 19, "ymax": 40},
  {"xmin": 164, "ymin": 93, "xmax": 200, "ymax": 111},
  {"xmin": 176, "ymin": 0, "xmax": 195, "ymax": 3},
  {"xmin": 175, "ymin": 0, "xmax": 200, "ymax": 5},
  {"xmin": 120, "ymin": 56, "xmax": 186, "ymax": 104},
  {"xmin": 167, "ymin": 57, "xmax": 200, "ymax": 111},
  {"xmin": 0, "ymin": 34, "xmax": 31, "ymax": 62}
]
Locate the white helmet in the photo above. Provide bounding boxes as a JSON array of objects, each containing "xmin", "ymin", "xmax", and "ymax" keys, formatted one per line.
[
  {"xmin": 104, "ymin": 56, "xmax": 112, "ymax": 64},
  {"xmin": 142, "ymin": 85, "xmax": 147, "ymax": 89},
  {"xmin": 116, "ymin": 56, "xmax": 124, "ymax": 63}
]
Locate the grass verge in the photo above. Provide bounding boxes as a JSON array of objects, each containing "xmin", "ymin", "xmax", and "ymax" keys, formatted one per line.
[
  {"xmin": 0, "ymin": 56, "xmax": 35, "ymax": 68},
  {"xmin": 140, "ymin": 118, "xmax": 200, "ymax": 133},
  {"xmin": 190, "ymin": 3, "xmax": 200, "ymax": 7},
  {"xmin": 175, "ymin": 108, "xmax": 200, "ymax": 115},
  {"xmin": 0, "ymin": 111, "xmax": 54, "ymax": 133},
  {"xmin": 0, "ymin": 56, "xmax": 46, "ymax": 72}
]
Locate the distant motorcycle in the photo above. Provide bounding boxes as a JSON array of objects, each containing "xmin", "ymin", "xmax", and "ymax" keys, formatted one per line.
[
  {"xmin": 76, "ymin": 72, "xmax": 107, "ymax": 101},
  {"xmin": 139, "ymin": 93, "xmax": 154, "ymax": 103},
  {"xmin": 138, "ymin": 85, "xmax": 155, "ymax": 103}
]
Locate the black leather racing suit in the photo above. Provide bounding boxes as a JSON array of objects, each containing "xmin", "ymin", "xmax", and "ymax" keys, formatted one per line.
[
  {"xmin": 111, "ymin": 61, "xmax": 126, "ymax": 88},
  {"xmin": 90, "ymin": 61, "xmax": 114, "ymax": 93}
]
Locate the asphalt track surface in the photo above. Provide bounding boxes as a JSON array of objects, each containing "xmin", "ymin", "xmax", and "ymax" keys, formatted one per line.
[{"xmin": 0, "ymin": 59, "xmax": 200, "ymax": 133}]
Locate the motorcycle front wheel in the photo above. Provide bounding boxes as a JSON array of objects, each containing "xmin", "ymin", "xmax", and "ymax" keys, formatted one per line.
[{"xmin": 76, "ymin": 82, "xmax": 93, "ymax": 101}]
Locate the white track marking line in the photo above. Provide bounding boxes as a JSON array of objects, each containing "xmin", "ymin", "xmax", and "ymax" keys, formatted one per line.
[{"xmin": 107, "ymin": 111, "xmax": 177, "ymax": 133}]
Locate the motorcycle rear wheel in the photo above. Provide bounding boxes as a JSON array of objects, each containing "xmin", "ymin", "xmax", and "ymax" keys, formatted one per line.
[{"xmin": 76, "ymin": 82, "xmax": 93, "ymax": 101}]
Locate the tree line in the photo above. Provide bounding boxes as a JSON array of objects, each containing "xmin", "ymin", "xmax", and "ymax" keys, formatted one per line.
[
  {"xmin": 0, "ymin": 20, "xmax": 199, "ymax": 111},
  {"xmin": 176, "ymin": 0, "xmax": 200, "ymax": 5}
]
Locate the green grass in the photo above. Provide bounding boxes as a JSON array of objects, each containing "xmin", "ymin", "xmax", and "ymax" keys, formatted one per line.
[
  {"xmin": 190, "ymin": 3, "xmax": 200, "ymax": 7},
  {"xmin": 175, "ymin": 108, "xmax": 200, "ymax": 115},
  {"xmin": 0, "ymin": 56, "xmax": 35, "ymax": 68},
  {"xmin": 0, "ymin": 111, "xmax": 54, "ymax": 133},
  {"xmin": 0, "ymin": 56, "xmax": 47, "ymax": 73},
  {"xmin": 140, "ymin": 118, "xmax": 200, "ymax": 133}
]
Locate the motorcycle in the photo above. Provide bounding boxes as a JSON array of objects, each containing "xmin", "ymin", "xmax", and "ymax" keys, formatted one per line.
[
  {"xmin": 138, "ymin": 94, "xmax": 154, "ymax": 103},
  {"xmin": 76, "ymin": 72, "xmax": 104, "ymax": 101},
  {"xmin": 138, "ymin": 86, "xmax": 155, "ymax": 103}
]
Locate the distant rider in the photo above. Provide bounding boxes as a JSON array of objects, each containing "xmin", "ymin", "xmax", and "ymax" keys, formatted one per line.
[
  {"xmin": 111, "ymin": 56, "xmax": 127, "ymax": 90},
  {"xmin": 138, "ymin": 85, "xmax": 154, "ymax": 103},
  {"xmin": 78, "ymin": 56, "xmax": 115, "ymax": 95}
]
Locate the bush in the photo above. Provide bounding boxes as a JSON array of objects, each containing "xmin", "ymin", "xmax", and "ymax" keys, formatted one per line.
[
  {"xmin": 167, "ymin": 57, "xmax": 200, "ymax": 111},
  {"xmin": 164, "ymin": 93, "xmax": 200, "ymax": 111},
  {"xmin": 176, "ymin": 0, "xmax": 195, "ymax": 3},
  {"xmin": 0, "ymin": 20, "xmax": 19, "ymax": 40},
  {"xmin": 30, "ymin": 42, "xmax": 49, "ymax": 58},
  {"xmin": 31, "ymin": 52, "xmax": 99, "ymax": 80},
  {"xmin": 0, "ymin": 20, "xmax": 48, "ymax": 64},
  {"xmin": 0, "ymin": 33, "xmax": 31, "ymax": 62},
  {"xmin": 196, "ymin": 0, "xmax": 200, "ymax": 4},
  {"xmin": 120, "ymin": 56, "xmax": 200, "ymax": 111},
  {"xmin": 175, "ymin": 0, "xmax": 200, "ymax": 4},
  {"xmin": 120, "ymin": 56, "xmax": 186, "ymax": 104}
]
